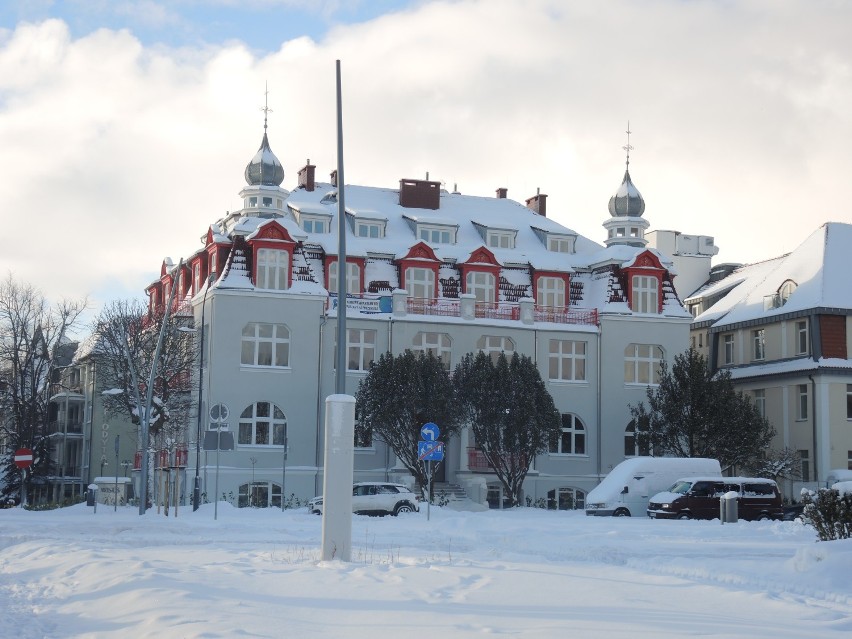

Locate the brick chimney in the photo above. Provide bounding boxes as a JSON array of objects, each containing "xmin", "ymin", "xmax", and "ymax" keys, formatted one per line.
[
  {"xmin": 399, "ymin": 178, "xmax": 441, "ymax": 210},
  {"xmin": 496, "ymin": 187, "xmax": 508, "ymax": 199},
  {"xmin": 330, "ymin": 169, "xmax": 338, "ymax": 187},
  {"xmin": 525, "ymin": 189, "xmax": 547, "ymax": 217},
  {"xmin": 297, "ymin": 160, "xmax": 316, "ymax": 191}
]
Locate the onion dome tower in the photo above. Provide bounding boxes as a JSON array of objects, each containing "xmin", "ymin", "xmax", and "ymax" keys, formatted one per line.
[
  {"xmin": 603, "ymin": 123, "xmax": 649, "ymax": 248},
  {"xmin": 239, "ymin": 89, "xmax": 289, "ymax": 217}
]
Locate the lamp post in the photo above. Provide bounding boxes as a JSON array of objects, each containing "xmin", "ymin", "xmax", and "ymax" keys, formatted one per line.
[{"xmin": 187, "ymin": 274, "xmax": 213, "ymax": 511}]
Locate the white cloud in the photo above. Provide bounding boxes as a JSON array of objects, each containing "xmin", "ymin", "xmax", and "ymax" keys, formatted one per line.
[{"xmin": 1, "ymin": 0, "xmax": 851, "ymax": 308}]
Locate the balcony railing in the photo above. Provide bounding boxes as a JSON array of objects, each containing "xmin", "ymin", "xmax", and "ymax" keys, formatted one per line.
[
  {"xmin": 406, "ymin": 298, "xmax": 598, "ymax": 326},
  {"xmin": 47, "ymin": 421, "xmax": 83, "ymax": 435},
  {"xmin": 467, "ymin": 448, "xmax": 528, "ymax": 472}
]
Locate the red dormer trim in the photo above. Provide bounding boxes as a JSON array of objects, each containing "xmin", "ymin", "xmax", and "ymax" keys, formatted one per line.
[
  {"xmin": 325, "ymin": 255, "xmax": 367, "ymax": 294},
  {"xmin": 205, "ymin": 229, "xmax": 233, "ymax": 283},
  {"xmin": 246, "ymin": 220, "xmax": 298, "ymax": 288},
  {"xmin": 623, "ymin": 250, "xmax": 666, "ymax": 313},
  {"xmin": 458, "ymin": 246, "xmax": 501, "ymax": 302},
  {"xmin": 189, "ymin": 252, "xmax": 209, "ymax": 295},
  {"xmin": 532, "ymin": 270, "xmax": 570, "ymax": 308},
  {"xmin": 397, "ymin": 241, "xmax": 441, "ymax": 298}
]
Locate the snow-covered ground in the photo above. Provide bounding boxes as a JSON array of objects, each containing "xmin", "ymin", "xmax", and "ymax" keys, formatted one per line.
[{"xmin": 2, "ymin": 503, "xmax": 851, "ymax": 638}]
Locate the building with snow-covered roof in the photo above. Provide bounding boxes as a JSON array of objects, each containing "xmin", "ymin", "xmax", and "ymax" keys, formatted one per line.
[
  {"xmin": 141, "ymin": 120, "xmax": 693, "ymax": 510},
  {"xmin": 686, "ymin": 222, "xmax": 852, "ymax": 495}
]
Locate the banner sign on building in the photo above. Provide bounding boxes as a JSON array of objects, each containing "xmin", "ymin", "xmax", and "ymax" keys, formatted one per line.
[{"xmin": 330, "ymin": 294, "xmax": 392, "ymax": 314}]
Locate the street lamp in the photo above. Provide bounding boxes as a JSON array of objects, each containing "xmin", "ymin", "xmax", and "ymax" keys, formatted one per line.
[{"xmin": 121, "ymin": 459, "xmax": 130, "ymax": 477}]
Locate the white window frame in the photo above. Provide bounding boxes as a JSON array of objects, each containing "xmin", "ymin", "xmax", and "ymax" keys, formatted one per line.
[
  {"xmin": 548, "ymin": 487, "xmax": 585, "ymax": 510},
  {"xmin": 631, "ymin": 275, "xmax": 659, "ymax": 314},
  {"xmin": 347, "ymin": 329, "xmax": 376, "ymax": 372},
  {"xmin": 418, "ymin": 225, "xmax": 454, "ymax": 244},
  {"xmin": 796, "ymin": 320, "xmax": 808, "ymax": 355},
  {"xmin": 798, "ymin": 384, "xmax": 808, "ymax": 420},
  {"xmin": 238, "ymin": 401, "xmax": 287, "ymax": 447},
  {"xmin": 477, "ymin": 335, "xmax": 515, "ymax": 365},
  {"xmin": 799, "ymin": 449, "xmax": 810, "ymax": 481},
  {"xmin": 193, "ymin": 262, "xmax": 201, "ymax": 294},
  {"xmin": 302, "ymin": 216, "xmax": 328, "ymax": 234},
  {"xmin": 753, "ymin": 329, "xmax": 766, "ymax": 361},
  {"xmin": 486, "ymin": 230, "xmax": 515, "ymax": 249},
  {"xmin": 548, "ymin": 340, "xmax": 586, "ymax": 382},
  {"xmin": 547, "ymin": 236, "xmax": 571, "ymax": 253},
  {"xmin": 356, "ymin": 221, "xmax": 383, "ymax": 238},
  {"xmin": 412, "ymin": 332, "xmax": 453, "ymax": 370},
  {"xmin": 536, "ymin": 276, "xmax": 565, "ymax": 307},
  {"xmin": 238, "ymin": 481, "xmax": 283, "ymax": 508},
  {"xmin": 328, "ymin": 261, "xmax": 361, "ymax": 295},
  {"xmin": 465, "ymin": 271, "xmax": 496, "ymax": 303},
  {"xmin": 405, "ymin": 267, "xmax": 435, "ymax": 300},
  {"xmin": 754, "ymin": 389, "xmax": 766, "ymax": 418},
  {"xmin": 723, "ymin": 334, "xmax": 735, "ymax": 365},
  {"xmin": 256, "ymin": 248, "xmax": 289, "ymax": 290},
  {"xmin": 550, "ymin": 413, "xmax": 586, "ymax": 456},
  {"xmin": 624, "ymin": 344, "xmax": 663, "ymax": 385},
  {"xmin": 241, "ymin": 322, "xmax": 290, "ymax": 368}
]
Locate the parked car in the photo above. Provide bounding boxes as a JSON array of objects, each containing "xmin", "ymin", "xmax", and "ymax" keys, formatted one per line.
[
  {"xmin": 647, "ymin": 477, "xmax": 784, "ymax": 521},
  {"xmin": 585, "ymin": 457, "xmax": 722, "ymax": 517},
  {"xmin": 308, "ymin": 482, "xmax": 420, "ymax": 516}
]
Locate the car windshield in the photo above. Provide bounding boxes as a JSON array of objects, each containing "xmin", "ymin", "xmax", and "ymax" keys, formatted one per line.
[{"xmin": 668, "ymin": 480, "xmax": 693, "ymax": 495}]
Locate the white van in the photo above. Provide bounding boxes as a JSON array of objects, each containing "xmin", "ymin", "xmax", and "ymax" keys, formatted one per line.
[
  {"xmin": 826, "ymin": 469, "xmax": 852, "ymax": 487},
  {"xmin": 585, "ymin": 457, "xmax": 722, "ymax": 517}
]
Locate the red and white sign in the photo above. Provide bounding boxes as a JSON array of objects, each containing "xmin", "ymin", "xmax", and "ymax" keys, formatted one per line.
[{"xmin": 14, "ymin": 448, "xmax": 33, "ymax": 469}]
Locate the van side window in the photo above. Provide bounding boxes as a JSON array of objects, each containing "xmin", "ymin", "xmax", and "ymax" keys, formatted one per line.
[
  {"xmin": 691, "ymin": 482, "xmax": 718, "ymax": 497},
  {"xmin": 743, "ymin": 483, "xmax": 774, "ymax": 497}
]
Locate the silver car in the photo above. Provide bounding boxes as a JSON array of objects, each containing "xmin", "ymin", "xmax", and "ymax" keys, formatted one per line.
[{"xmin": 308, "ymin": 482, "xmax": 420, "ymax": 516}]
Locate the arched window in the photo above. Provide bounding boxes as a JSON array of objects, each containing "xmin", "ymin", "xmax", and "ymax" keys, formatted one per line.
[
  {"xmin": 779, "ymin": 280, "xmax": 797, "ymax": 305},
  {"xmin": 624, "ymin": 420, "xmax": 651, "ymax": 457},
  {"xmin": 550, "ymin": 414, "xmax": 585, "ymax": 455},
  {"xmin": 238, "ymin": 402, "xmax": 287, "ymax": 446},
  {"xmin": 547, "ymin": 487, "xmax": 586, "ymax": 510},
  {"xmin": 238, "ymin": 481, "xmax": 283, "ymax": 508}
]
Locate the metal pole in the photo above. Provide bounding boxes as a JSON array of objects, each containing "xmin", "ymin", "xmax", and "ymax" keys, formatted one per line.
[
  {"xmin": 281, "ymin": 432, "xmax": 287, "ymax": 512},
  {"xmin": 335, "ymin": 59, "xmax": 348, "ymax": 395},
  {"xmin": 114, "ymin": 434, "xmax": 119, "ymax": 512},
  {"xmin": 193, "ymin": 278, "xmax": 212, "ymax": 511},
  {"xmin": 214, "ymin": 427, "xmax": 221, "ymax": 521},
  {"xmin": 139, "ymin": 258, "xmax": 183, "ymax": 515}
]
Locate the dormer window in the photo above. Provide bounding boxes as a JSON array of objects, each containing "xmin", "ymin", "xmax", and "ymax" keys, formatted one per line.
[
  {"xmin": 779, "ymin": 280, "xmax": 797, "ymax": 304},
  {"xmin": 356, "ymin": 221, "xmax": 384, "ymax": 238},
  {"xmin": 328, "ymin": 260, "xmax": 361, "ymax": 295},
  {"xmin": 418, "ymin": 225, "xmax": 455, "ymax": 244},
  {"xmin": 302, "ymin": 216, "xmax": 328, "ymax": 234},
  {"xmin": 631, "ymin": 275, "xmax": 659, "ymax": 313},
  {"xmin": 487, "ymin": 230, "xmax": 515, "ymax": 249},
  {"xmin": 248, "ymin": 196, "xmax": 258, "ymax": 207},
  {"xmin": 256, "ymin": 248, "xmax": 289, "ymax": 290},
  {"xmin": 547, "ymin": 236, "xmax": 572, "ymax": 253},
  {"xmin": 465, "ymin": 271, "xmax": 496, "ymax": 303}
]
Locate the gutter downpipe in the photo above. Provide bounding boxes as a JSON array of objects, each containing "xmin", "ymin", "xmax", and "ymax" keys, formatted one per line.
[
  {"xmin": 192, "ymin": 276, "xmax": 213, "ymax": 511},
  {"xmin": 809, "ymin": 374, "xmax": 818, "ymax": 483},
  {"xmin": 385, "ymin": 316, "xmax": 394, "ymax": 481},
  {"xmin": 596, "ymin": 318, "xmax": 603, "ymax": 484}
]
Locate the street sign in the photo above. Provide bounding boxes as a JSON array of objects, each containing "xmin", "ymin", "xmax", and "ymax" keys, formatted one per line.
[
  {"xmin": 418, "ymin": 440, "xmax": 444, "ymax": 461},
  {"xmin": 210, "ymin": 403, "xmax": 229, "ymax": 423},
  {"xmin": 14, "ymin": 448, "xmax": 33, "ymax": 469},
  {"xmin": 420, "ymin": 422, "xmax": 440, "ymax": 441},
  {"xmin": 203, "ymin": 430, "xmax": 235, "ymax": 451}
]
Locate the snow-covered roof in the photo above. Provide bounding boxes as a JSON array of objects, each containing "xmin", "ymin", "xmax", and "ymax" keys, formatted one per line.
[{"xmin": 692, "ymin": 223, "xmax": 852, "ymax": 329}]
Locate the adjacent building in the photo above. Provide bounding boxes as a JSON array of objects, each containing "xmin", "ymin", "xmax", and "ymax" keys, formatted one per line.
[{"xmin": 686, "ymin": 222, "xmax": 852, "ymax": 496}]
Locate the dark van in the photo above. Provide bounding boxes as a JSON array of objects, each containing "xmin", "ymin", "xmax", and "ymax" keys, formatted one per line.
[{"xmin": 647, "ymin": 477, "xmax": 783, "ymax": 521}]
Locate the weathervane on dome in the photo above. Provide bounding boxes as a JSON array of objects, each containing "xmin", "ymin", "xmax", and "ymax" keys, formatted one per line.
[
  {"xmin": 261, "ymin": 82, "xmax": 273, "ymax": 130},
  {"xmin": 623, "ymin": 121, "xmax": 633, "ymax": 168}
]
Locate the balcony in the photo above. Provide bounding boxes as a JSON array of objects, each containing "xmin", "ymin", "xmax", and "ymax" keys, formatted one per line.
[
  {"xmin": 47, "ymin": 421, "xmax": 83, "ymax": 435},
  {"xmin": 406, "ymin": 298, "xmax": 598, "ymax": 326}
]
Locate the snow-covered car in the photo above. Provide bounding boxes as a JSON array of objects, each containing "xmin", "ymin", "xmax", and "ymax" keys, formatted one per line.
[{"xmin": 308, "ymin": 482, "xmax": 420, "ymax": 516}]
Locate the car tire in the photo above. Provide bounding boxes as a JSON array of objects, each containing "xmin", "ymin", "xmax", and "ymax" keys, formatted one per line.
[
  {"xmin": 613, "ymin": 508, "xmax": 630, "ymax": 517},
  {"xmin": 677, "ymin": 512, "xmax": 691, "ymax": 520},
  {"xmin": 393, "ymin": 502, "xmax": 415, "ymax": 515}
]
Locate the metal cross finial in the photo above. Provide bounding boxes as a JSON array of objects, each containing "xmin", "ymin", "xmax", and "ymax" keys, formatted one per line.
[
  {"xmin": 261, "ymin": 82, "xmax": 273, "ymax": 130},
  {"xmin": 623, "ymin": 121, "xmax": 633, "ymax": 167}
]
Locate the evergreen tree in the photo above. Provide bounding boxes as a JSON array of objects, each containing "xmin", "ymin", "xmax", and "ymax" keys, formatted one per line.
[
  {"xmin": 629, "ymin": 348, "xmax": 775, "ymax": 471},
  {"xmin": 454, "ymin": 351, "xmax": 561, "ymax": 507},
  {"xmin": 355, "ymin": 350, "xmax": 460, "ymax": 499}
]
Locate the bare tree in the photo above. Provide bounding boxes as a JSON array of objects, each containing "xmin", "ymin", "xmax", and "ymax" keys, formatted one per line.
[
  {"xmin": 88, "ymin": 299, "xmax": 196, "ymax": 490},
  {"xmin": 0, "ymin": 274, "xmax": 86, "ymax": 501}
]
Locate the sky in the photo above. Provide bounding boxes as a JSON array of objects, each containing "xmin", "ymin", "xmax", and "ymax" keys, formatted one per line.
[
  {"xmin": 1, "ymin": 0, "xmax": 851, "ymax": 319},
  {"xmin": 2, "ymin": 502, "xmax": 852, "ymax": 638}
]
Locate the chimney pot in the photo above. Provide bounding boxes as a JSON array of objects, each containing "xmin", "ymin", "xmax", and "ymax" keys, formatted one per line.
[
  {"xmin": 330, "ymin": 169, "xmax": 338, "ymax": 187},
  {"xmin": 298, "ymin": 161, "xmax": 316, "ymax": 192},
  {"xmin": 525, "ymin": 192, "xmax": 547, "ymax": 217},
  {"xmin": 496, "ymin": 187, "xmax": 508, "ymax": 199}
]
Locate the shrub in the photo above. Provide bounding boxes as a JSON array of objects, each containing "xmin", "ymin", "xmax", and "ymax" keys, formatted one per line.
[{"xmin": 800, "ymin": 488, "xmax": 852, "ymax": 541}]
